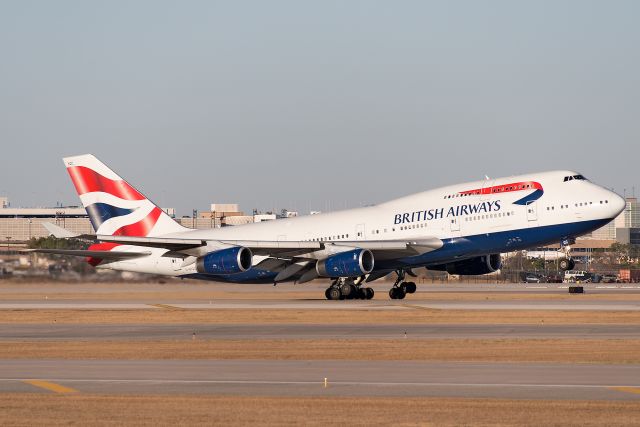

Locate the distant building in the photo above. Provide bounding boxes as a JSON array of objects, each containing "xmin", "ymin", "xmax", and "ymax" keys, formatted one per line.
[
  {"xmin": 616, "ymin": 228, "xmax": 640, "ymax": 245},
  {"xmin": 0, "ymin": 197, "xmax": 8, "ymax": 209},
  {"xmin": 0, "ymin": 206, "xmax": 92, "ymax": 241},
  {"xmin": 253, "ymin": 214, "xmax": 276, "ymax": 223}
]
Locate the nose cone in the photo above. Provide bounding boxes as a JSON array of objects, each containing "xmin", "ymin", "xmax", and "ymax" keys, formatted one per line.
[{"xmin": 609, "ymin": 192, "xmax": 626, "ymax": 218}]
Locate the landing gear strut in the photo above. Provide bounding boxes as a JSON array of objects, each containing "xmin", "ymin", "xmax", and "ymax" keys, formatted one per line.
[
  {"xmin": 559, "ymin": 239, "xmax": 576, "ymax": 271},
  {"xmin": 388, "ymin": 269, "xmax": 417, "ymax": 300},
  {"xmin": 325, "ymin": 277, "xmax": 375, "ymax": 300}
]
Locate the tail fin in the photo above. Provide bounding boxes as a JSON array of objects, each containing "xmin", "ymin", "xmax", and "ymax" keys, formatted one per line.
[{"xmin": 63, "ymin": 154, "xmax": 186, "ymax": 237}]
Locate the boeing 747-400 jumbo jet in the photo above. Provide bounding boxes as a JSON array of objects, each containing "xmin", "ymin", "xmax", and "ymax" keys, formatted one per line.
[{"xmin": 33, "ymin": 154, "xmax": 625, "ymax": 300}]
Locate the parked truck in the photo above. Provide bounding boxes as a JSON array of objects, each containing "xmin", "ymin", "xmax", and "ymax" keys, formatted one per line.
[{"xmin": 619, "ymin": 269, "xmax": 640, "ymax": 283}]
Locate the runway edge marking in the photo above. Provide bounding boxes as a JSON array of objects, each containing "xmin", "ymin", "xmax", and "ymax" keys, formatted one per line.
[
  {"xmin": 148, "ymin": 304, "xmax": 182, "ymax": 310},
  {"xmin": 23, "ymin": 379, "xmax": 78, "ymax": 394},
  {"xmin": 609, "ymin": 386, "xmax": 640, "ymax": 396}
]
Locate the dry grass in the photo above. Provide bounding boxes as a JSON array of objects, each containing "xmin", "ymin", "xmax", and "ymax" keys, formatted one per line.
[
  {"xmin": 0, "ymin": 394, "xmax": 639, "ymax": 426},
  {"xmin": 2, "ymin": 339, "xmax": 640, "ymax": 363},
  {"xmin": 1, "ymin": 308, "xmax": 640, "ymax": 324}
]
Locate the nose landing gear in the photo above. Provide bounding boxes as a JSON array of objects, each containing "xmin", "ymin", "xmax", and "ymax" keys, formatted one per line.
[{"xmin": 559, "ymin": 238, "xmax": 576, "ymax": 271}]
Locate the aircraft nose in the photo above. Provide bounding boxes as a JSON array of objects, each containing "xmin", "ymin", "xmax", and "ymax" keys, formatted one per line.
[{"xmin": 609, "ymin": 192, "xmax": 626, "ymax": 218}]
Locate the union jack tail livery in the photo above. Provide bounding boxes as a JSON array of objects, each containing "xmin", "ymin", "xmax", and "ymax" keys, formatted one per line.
[{"xmin": 63, "ymin": 154, "xmax": 186, "ymax": 237}]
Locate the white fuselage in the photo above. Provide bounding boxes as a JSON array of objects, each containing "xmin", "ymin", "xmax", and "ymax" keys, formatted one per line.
[{"xmin": 101, "ymin": 170, "xmax": 625, "ymax": 281}]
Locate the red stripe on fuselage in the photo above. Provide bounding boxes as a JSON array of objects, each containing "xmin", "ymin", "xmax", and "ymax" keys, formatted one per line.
[
  {"xmin": 67, "ymin": 166, "xmax": 146, "ymax": 201},
  {"xmin": 459, "ymin": 181, "xmax": 543, "ymax": 196},
  {"xmin": 86, "ymin": 242, "xmax": 121, "ymax": 267},
  {"xmin": 113, "ymin": 207, "xmax": 162, "ymax": 237}
]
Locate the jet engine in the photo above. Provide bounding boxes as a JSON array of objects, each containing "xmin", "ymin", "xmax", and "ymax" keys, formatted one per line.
[
  {"xmin": 429, "ymin": 254, "xmax": 502, "ymax": 276},
  {"xmin": 316, "ymin": 249, "xmax": 374, "ymax": 278},
  {"xmin": 196, "ymin": 246, "xmax": 253, "ymax": 275}
]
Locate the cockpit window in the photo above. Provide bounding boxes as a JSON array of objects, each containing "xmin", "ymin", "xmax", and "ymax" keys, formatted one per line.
[{"xmin": 563, "ymin": 174, "xmax": 587, "ymax": 182}]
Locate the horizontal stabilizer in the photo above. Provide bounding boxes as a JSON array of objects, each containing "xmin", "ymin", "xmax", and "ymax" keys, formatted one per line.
[{"xmin": 42, "ymin": 222, "xmax": 82, "ymax": 239}]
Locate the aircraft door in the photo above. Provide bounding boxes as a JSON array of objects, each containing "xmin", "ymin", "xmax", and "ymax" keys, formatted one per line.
[
  {"xmin": 526, "ymin": 201, "xmax": 538, "ymax": 222},
  {"xmin": 449, "ymin": 217, "xmax": 460, "ymax": 232},
  {"xmin": 355, "ymin": 223, "xmax": 365, "ymax": 240}
]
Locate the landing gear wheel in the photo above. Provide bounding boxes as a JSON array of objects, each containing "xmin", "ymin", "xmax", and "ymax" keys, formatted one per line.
[
  {"xmin": 325, "ymin": 288, "xmax": 332, "ymax": 300},
  {"xmin": 403, "ymin": 282, "xmax": 417, "ymax": 294},
  {"xmin": 340, "ymin": 283, "xmax": 353, "ymax": 298},
  {"xmin": 328, "ymin": 287, "xmax": 342, "ymax": 300},
  {"xmin": 559, "ymin": 258, "xmax": 575, "ymax": 271},
  {"xmin": 365, "ymin": 288, "xmax": 374, "ymax": 300},
  {"xmin": 389, "ymin": 287, "xmax": 406, "ymax": 300}
]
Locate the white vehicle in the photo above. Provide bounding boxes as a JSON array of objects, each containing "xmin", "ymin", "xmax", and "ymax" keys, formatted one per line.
[
  {"xmin": 524, "ymin": 250, "xmax": 566, "ymax": 261},
  {"xmin": 564, "ymin": 270, "xmax": 590, "ymax": 282},
  {"xmin": 33, "ymin": 155, "xmax": 625, "ymax": 300}
]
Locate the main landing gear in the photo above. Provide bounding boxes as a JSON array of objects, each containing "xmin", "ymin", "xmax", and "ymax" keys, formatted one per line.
[
  {"xmin": 388, "ymin": 269, "xmax": 417, "ymax": 300},
  {"xmin": 325, "ymin": 277, "xmax": 374, "ymax": 300}
]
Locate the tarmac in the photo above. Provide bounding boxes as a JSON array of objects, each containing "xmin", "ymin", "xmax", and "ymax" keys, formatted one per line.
[
  {"xmin": 1, "ymin": 281, "xmax": 640, "ymax": 402},
  {"xmin": 2, "ymin": 323, "xmax": 640, "ymax": 340},
  {"xmin": 1, "ymin": 299, "xmax": 640, "ymax": 310},
  {"xmin": 2, "ymin": 360, "xmax": 640, "ymax": 400}
]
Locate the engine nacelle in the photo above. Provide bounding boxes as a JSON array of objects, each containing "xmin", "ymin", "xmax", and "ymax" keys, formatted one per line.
[
  {"xmin": 196, "ymin": 246, "xmax": 253, "ymax": 275},
  {"xmin": 316, "ymin": 249, "xmax": 374, "ymax": 278},
  {"xmin": 429, "ymin": 254, "xmax": 502, "ymax": 276}
]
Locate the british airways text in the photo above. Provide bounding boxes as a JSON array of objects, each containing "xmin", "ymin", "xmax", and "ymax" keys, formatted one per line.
[{"xmin": 393, "ymin": 200, "xmax": 501, "ymax": 225}]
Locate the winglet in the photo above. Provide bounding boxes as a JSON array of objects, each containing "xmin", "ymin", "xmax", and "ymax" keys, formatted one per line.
[{"xmin": 42, "ymin": 222, "xmax": 81, "ymax": 239}]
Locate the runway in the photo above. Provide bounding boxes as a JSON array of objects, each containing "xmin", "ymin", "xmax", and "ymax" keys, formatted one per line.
[
  {"xmin": 3, "ymin": 323, "xmax": 640, "ymax": 340},
  {"xmin": 2, "ymin": 360, "xmax": 639, "ymax": 400},
  {"xmin": 1, "ymin": 282, "xmax": 639, "ymax": 407},
  {"xmin": 2, "ymin": 299, "xmax": 640, "ymax": 310}
]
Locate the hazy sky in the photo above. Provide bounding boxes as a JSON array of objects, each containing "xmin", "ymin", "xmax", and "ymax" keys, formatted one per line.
[{"xmin": 1, "ymin": 1, "xmax": 638, "ymax": 215}]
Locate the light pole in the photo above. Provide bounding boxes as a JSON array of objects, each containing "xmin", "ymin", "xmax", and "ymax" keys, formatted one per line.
[
  {"xmin": 28, "ymin": 219, "xmax": 32, "ymax": 241},
  {"xmin": 6, "ymin": 236, "xmax": 11, "ymax": 252}
]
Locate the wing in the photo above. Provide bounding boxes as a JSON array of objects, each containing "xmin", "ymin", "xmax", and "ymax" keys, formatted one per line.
[
  {"xmin": 39, "ymin": 222, "xmax": 443, "ymax": 280},
  {"xmin": 23, "ymin": 248, "xmax": 151, "ymax": 260}
]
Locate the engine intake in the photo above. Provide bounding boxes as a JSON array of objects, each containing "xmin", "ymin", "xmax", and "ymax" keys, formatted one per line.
[
  {"xmin": 196, "ymin": 246, "xmax": 253, "ymax": 275},
  {"xmin": 316, "ymin": 249, "xmax": 374, "ymax": 278},
  {"xmin": 429, "ymin": 254, "xmax": 502, "ymax": 276}
]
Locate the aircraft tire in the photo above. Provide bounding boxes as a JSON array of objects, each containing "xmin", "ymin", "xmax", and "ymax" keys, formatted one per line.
[
  {"xmin": 365, "ymin": 288, "xmax": 374, "ymax": 300},
  {"xmin": 404, "ymin": 282, "xmax": 417, "ymax": 294},
  {"xmin": 329, "ymin": 287, "xmax": 342, "ymax": 300},
  {"xmin": 389, "ymin": 288, "xmax": 397, "ymax": 299},
  {"xmin": 395, "ymin": 287, "xmax": 407, "ymax": 300},
  {"xmin": 340, "ymin": 283, "xmax": 353, "ymax": 297},
  {"xmin": 559, "ymin": 259, "xmax": 570, "ymax": 271},
  {"xmin": 325, "ymin": 288, "xmax": 332, "ymax": 300}
]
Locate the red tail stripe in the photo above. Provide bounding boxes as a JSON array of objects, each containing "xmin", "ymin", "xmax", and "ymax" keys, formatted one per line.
[
  {"xmin": 459, "ymin": 181, "xmax": 543, "ymax": 196},
  {"xmin": 67, "ymin": 166, "xmax": 146, "ymax": 201},
  {"xmin": 113, "ymin": 207, "xmax": 162, "ymax": 237},
  {"xmin": 86, "ymin": 242, "xmax": 121, "ymax": 267}
]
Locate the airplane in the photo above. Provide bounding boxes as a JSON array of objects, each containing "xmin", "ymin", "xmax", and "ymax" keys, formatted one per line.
[{"xmin": 32, "ymin": 154, "xmax": 625, "ymax": 300}]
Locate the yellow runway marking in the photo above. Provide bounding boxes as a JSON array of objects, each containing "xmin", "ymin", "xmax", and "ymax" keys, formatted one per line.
[
  {"xmin": 398, "ymin": 303, "xmax": 436, "ymax": 311},
  {"xmin": 23, "ymin": 380, "xmax": 77, "ymax": 394},
  {"xmin": 610, "ymin": 386, "xmax": 640, "ymax": 395},
  {"xmin": 149, "ymin": 304, "xmax": 181, "ymax": 310}
]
